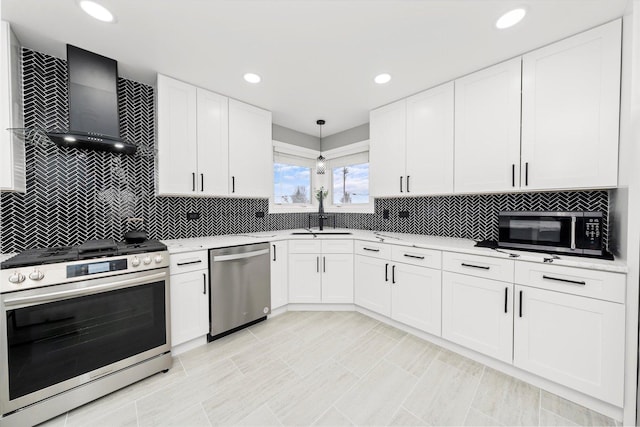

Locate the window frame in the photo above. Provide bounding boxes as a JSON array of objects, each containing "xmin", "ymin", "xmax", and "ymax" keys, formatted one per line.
[
  {"xmin": 270, "ymin": 141, "xmax": 319, "ymax": 213},
  {"xmin": 324, "ymin": 141, "xmax": 373, "ymax": 213}
]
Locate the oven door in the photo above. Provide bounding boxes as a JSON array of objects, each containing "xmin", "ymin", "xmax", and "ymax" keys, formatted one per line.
[
  {"xmin": 0, "ymin": 269, "xmax": 170, "ymax": 415},
  {"xmin": 498, "ymin": 211, "xmax": 578, "ymax": 254}
]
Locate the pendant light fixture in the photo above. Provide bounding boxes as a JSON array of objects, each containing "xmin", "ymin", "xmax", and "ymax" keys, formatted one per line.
[{"xmin": 316, "ymin": 119, "xmax": 326, "ymax": 174}]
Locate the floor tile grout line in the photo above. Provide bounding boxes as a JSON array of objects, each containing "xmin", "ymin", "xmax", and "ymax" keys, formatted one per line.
[
  {"xmin": 462, "ymin": 365, "xmax": 486, "ymax": 426},
  {"xmin": 134, "ymin": 400, "xmax": 140, "ymax": 427},
  {"xmin": 538, "ymin": 388, "xmax": 542, "ymax": 427},
  {"xmin": 199, "ymin": 401, "xmax": 213, "ymax": 427},
  {"xmin": 394, "ymin": 349, "xmax": 443, "ymax": 426}
]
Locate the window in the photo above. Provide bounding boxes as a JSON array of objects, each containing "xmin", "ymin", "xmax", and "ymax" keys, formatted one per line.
[
  {"xmin": 273, "ymin": 150, "xmax": 315, "ymax": 207},
  {"xmin": 332, "ymin": 163, "xmax": 369, "ymax": 205}
]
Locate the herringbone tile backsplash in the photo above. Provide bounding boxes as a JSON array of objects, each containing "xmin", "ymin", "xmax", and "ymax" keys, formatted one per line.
[{"xmin": 0, "ymin": 49, "xmax": 610, "ymax": 253}]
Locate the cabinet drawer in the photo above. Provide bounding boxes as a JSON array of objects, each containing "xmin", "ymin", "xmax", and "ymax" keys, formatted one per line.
[
  {"xmin": 288, "ymin": 240, "xmax": 323, "ymax": 254},
  {"xmin": 392, "ymin": 246, "xmax": 441, "ymax": 269},
  {"xmin": 170, "ymin": 250, "xmax": 208, "ymax": 274},
  {"xmin": 354, "ymin": 240, "xmax": 390, "ymax": 259},
  {"xmin": 321, "ymin": 239, "xmax": 353, "ymax": 254},
  {"xmin": 443, "ymin": 252, "xmax": 514, "ymax": 283},
  {"xmin": 515, "ymin": 262, "xmax": 625, "ymax": 303}
]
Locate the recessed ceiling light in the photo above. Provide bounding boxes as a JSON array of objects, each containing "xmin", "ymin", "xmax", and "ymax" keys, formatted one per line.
[
  {"xmin": 79, "ymin": 1, "xmax": 115, "ymax": 23},
  {"xmin": 244, "ymin": 73, "xmax": 261, "ymax": 84},
  {"xmin": 496, "ymin": 8, "xmax": 526, "ymax": 29},
  {"xmin": 374, "ymin": 73, "xmax": 391, "ymax": 84}
]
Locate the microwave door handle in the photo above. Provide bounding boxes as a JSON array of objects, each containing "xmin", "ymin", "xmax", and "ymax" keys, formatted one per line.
[{"xmin": 571, "ymin": 216, "xmax": 577, "ymax": 250}]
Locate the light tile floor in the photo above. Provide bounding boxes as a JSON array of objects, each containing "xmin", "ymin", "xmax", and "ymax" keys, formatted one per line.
[{"xmin": 40, "ymin": 311, "xmax": 620, "ymax": 427}]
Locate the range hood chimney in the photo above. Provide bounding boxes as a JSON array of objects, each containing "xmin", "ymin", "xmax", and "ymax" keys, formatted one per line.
[{"xmin": 46, "ymin": 45, "xmax": 136, "ymax": 154}]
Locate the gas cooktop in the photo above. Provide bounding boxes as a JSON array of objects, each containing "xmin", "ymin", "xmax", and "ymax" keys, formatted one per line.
[{"xmin": 1, "ymin": 239, "xmax": 167, "ymax": 269}]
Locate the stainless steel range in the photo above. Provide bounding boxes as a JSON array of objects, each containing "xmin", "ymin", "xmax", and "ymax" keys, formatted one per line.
[{"xmin": 0, "ymin": 239, "xmax": 172, "ymax": 427}]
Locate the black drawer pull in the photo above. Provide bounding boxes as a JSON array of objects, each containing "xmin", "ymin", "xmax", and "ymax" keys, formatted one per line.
[
  {"xmin": 203, "ymin": 273, "xmax": 207, "ymax": 295},
  {"xmin": 363, "ymin": 248, "xmax": 380, "ymax": 252},
  {"xmin": 542, "ymin": 275, "xmax": 586, "ymax": 286},
  {"xmin": 504, "ymin": 287, "xmax": 508, "ymax": 313},
  {"xmin": 392, "ymin": 265, "xmax": 396, "ymax": 284},
  {"xmin": 461, "ymin": 263, "xmax": 490, "ymax": 270},
  {"xmin": 273, "ymin": 244, "xmax": 276, "ymax": 261},
  {"xmin": 404, "ymin": 254, "xmax": 425, "ymax": 260},
  {"xmin": 385, "ymin": 263, "xmax": 389, "ymax": 282},
  {"xmin": 176, "ymin": 260, "xmax": 202, "ymax": 266},
  {"xmin": 519, "ymin": 290, "xmax": 523, "ymax": 318}
]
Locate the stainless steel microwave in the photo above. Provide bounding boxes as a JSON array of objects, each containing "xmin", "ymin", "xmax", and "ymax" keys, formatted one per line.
[{"xmin": 498, "ymin": 211, "xmax": 603, "ymax": 257}]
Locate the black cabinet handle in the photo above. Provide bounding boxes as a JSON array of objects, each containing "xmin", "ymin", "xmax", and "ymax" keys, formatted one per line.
[
  {"xmin": 400, "ymin": 176, "xmax": 403, "ymax": 193},
  {"xmin": 232, "ymin": 176, "xmax": 235, "ymax": 193},
  {"xmin": 323, "ymin": 256, "xmax": 326, "ymax": 273},
  {"xmin": 404, "ymin": 254, "xmax": 425, "ymax": 260},
  {"xmin": 363, "ymin": 247, "xmax": 380, "ymax": 252},
  {"xmin": 385, "ymin": 263, "xmax": 389, "ymax": 282},
  {"xmin": 542, "ymin": 275, "xmax": 586, "ymax": 286},
  {"xmin": 519, "ymin": 290, "xmax": 523, "ymax": 318},
  {"xmin": 525, "ymin": 162, "xmax": 529, "ymax": 186},
  {"xmin": 392, "ymin": 265, "xmax": 396, "ymax": 284},
  {"xmin": 317, "ymin": 256, "xmax": 319, "ymax": 273},
  {"xmin": 201, "ymin": 173, "xmax": 204, "ymax": 192},
  {"xmin": 504, "ymin": 287, "xmax": 508, "ymax": 313},
  {"xmin": 273, "ymin": 244, "xmax": 276, "ymax": 261},
  {"xmin": 461, "ymin": 263, "xmax": 490, "ymax": 270},
  {"xmin": 177, "ymin": 260, "xmax": 202, "ymax": 266},
  {"xmin": 406, "ymin": 175, "xmax": 410, "ymax": 193},
  {"xmin": 203, "ymin": 273, "xmax": 207, "ymax": 295},
  {"xmin": 192, "ymin": 172, "xmax": 196, "ymax": 192},
  {"xmin": 512, "ymin": 164, "xmax": 515, "ymax": 187}
]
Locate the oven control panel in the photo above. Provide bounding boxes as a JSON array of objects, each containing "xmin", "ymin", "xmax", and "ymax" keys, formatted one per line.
[{"xmin": 0, "ymin": 251, "xmax": 169, "ymax": 293}]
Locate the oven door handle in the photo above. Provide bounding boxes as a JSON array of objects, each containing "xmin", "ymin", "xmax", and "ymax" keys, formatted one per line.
[{"xmin": 3, "ymin": 272, "xmax": 167, "ymax": 308}]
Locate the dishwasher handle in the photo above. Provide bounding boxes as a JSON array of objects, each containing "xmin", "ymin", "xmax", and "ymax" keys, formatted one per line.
[{"xmin": 212, "ymin": 248, "xmax": 270, "ymax": 262}]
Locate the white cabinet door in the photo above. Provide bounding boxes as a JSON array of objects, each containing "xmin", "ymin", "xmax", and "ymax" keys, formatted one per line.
[
  {"xmin": 228, "ymin": 99, "xmax": 272, "ymax": 198},
  {"xmin": 442, "ymin": 272, "xmax": 513, "ymax": 363},
  {"xmin": 270, "ymin": 241, "xmax": 288, "ymax": 309},
  {"xmin": 170, "ymin": 270, "xmax": 209, "ymax": 346},
  {"xmin": 369, "ymin": 100, "xmax": 407, "ymax": 197},
  {"xmin": 321, "ymin": 253, "xmax": 354, "ymax": 303},
  {"xmin": 454, "ymin": 58, "xmax": 522, "ymax": 193},
  {"xmin": 406, "ymin": 82, "xmax": 454, "ymax": 195},
  {"xmin": 391, "ymin": 263, "xmax": 441, "ymax": 336},
  {"xmin": 157, "ymin": 74, "xmax": 198, "ymax": 195},
  {"xmin": 514, "ymin": 285, "xmax": 624, "ymax": 406},
  {"xmin": 354, "ymin": 255, "xmax": 391, "ymax": 317},
  {"xmin": 521, "ymin": 20, "xmax": 621, "ymax": 190},
  {"xmin": 288, "ymin": 253, "xmax": 322, "ymax": 303},
  {"xmin": 196, "ymin": 88, "xmax": 228, "ymax": 196}
]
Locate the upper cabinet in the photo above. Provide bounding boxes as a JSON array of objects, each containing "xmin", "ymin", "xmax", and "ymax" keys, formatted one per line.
[
  {"xmin": 521, "ymin": 19, "xmax": 621, "ymax": 190},
  {"xmin": 228, "ymin": 99, "xmax": 272, "ymax": 198},
  {"xmin": 156, "ymin": 74, "xmax": 271, "ymax": 198},
  {"xmin": 454, "ymin": 58, "xmax": 522, "ymax": 193},
  {"xmin": 370, "ymin": 82, "xmax": 454, "ymax": 197},
  {"xmin": 1, "ymin": 21, "xmax": 25, "ymax": 193}
]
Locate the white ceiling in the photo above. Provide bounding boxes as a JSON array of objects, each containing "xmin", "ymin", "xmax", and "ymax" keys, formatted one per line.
[{"xmin": 1, "ymin": 0, "xmax": 630, "ymax": 137}]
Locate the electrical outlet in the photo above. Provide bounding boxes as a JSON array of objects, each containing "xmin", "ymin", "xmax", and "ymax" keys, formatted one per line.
[
  {"xmin": 187, "ymin": 212, "xmax": 200, "ymax": 221},
  {"xmin": 255, "ymin": 211, "xmax": 265, "ymax": 218},
  {"xmin": 399, "ymin": 211, "xmax": 410, "ymax": 218},
  {"xmin": 383, "ymin": 209, "xmax": 390, "ymax": 219}
]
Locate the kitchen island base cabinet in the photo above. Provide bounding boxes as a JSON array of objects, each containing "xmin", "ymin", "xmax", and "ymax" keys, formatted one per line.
[
  {"xmin": 442, "ymin": 272, "xmax": 513, "ymax": 364},
  {"xmin": 513, "ymin": 285, "xmax": 624, "ymax": 407},
  {"xmin": 170, "ymin": 270, "xmax": 209, "ymax": 347}
]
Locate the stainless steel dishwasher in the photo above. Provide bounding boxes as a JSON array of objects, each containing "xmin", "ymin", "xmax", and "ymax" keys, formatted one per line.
[{"xmin": 208, "ymin": 243, "xmax": 271, "ymax": 340}]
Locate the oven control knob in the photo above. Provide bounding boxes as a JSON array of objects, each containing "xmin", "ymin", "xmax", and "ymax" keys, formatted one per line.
[
  {"xmin": 8, "ymin": 272, "xmax": 25, "ymax": 284},
  {"xmin": 132, "ymin": 257, "xmax": 141, "ymax": 267},
  {"xmin": 154, "ymin": 255, "xmax": 163, "ymax": 264},
  {"xmin": 143, "ymin": 256, "xmax": 152, "ymax": 265},
  {"xmin": 29, "ymin": 270, "xmax": 44, "ymax": 281}
]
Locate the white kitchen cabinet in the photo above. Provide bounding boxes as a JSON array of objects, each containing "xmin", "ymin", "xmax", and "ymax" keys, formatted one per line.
[
  {"xmin": 391, "ymin": 262, "xmax": 441, "ymax": 336},
  {"xmin": 1, "ymin": 21, "xmax": 25, "ymax": 192},
  {"xmin": 270, "ymin": 241, "xmax": 288, "ymax": 309},
  {"xmin": 521, "ymin": 20, "xmax": 621, "ymax": 190},
  {"xmin": 157, "ymin": 74, "xmax": 228, "ymax": 196},
  {"xmin": 170, "ymin": 269, "xmax": 209, "ymax": 347},
  {"xmin": 354, "ymin": 254, "xmax": 391, "ymax": 316},
  {"xmin": 288, "ymin": 240, "xmax": 353, "ymax": 304},
  {"xmin": 454, "ymin": 57, "xmax": 522, "ymax": 193},
  {"xmin": 228, "ymin": 99, "xmax": 272, "ymax": 197},
  {"xmin": 442, "ymin": 272, "xmax": 513, "ymax": 363},
  {"xmin": 370, "ymin": 83, "xmax": 454, "ymax": 197},
  {"xmin": 513, "ymin": 285, "xmax": 624, "ymax": 406}
]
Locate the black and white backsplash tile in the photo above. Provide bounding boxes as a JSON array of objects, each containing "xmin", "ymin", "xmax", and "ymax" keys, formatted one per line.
[{"xmin": 0, "ymin": 49, "xmax": 610, "ymax": 253}]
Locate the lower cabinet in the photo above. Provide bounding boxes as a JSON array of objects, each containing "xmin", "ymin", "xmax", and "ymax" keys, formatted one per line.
[
  {"xmin": 289, "ymin": 253, "xmax": 322, "ymax": 302},
  {"xmin": 289, "ymin": 252, "xmax": 353, "ymax": 303},
  {"xmin": 442, "ymin": 271, "xmax": 513, "ymax": 363},
  {"xmin": 354, "ymin": 255, "xmax": 391, "ymax": 316},
  {"xmin": 170, "ymin": 269, "xmax": 209, "ymax": 346},
  {"xmin": 513, "ymin": 285, "xmax": 624, "ymax": 406},
  {"xmin": 270, "ymin": 241, "xmax": 288, "ymax": 309}
]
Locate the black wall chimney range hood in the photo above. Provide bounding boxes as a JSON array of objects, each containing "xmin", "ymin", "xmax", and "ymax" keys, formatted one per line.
[{"xmin": 45, "ymin": 45, "xmax": 137, "ymax": 155}]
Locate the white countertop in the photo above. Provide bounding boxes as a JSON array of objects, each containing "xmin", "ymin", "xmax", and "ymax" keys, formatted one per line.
[{"xmin": 162, "ymin": 228, "xmax": 628, "ymax": 274}]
